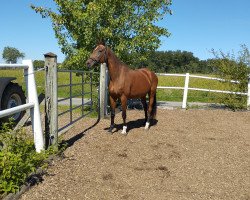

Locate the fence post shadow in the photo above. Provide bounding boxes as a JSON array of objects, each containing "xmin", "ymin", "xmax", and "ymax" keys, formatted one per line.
[{"xmin": 60, "ymin": 118, "xmax": 100, "ymax": 149}]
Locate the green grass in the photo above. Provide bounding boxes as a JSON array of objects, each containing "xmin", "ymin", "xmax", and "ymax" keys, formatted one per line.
[{"xmin": 0, "ymin": 70, "xmax": 244, "ymax": 104}]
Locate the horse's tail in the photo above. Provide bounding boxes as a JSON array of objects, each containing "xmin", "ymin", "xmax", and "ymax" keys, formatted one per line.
[{"xmin": 152, "ymin": 93, "xmax": 157, "ymax": 119}]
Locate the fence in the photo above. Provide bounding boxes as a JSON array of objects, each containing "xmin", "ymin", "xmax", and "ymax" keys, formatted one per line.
[
  {"xmin": 0, "ymin": 60, "xmax": 44, "ymax": 153},
  {"xmin": 44, "ymin": 54, "xmax": 104, "ymax": 148},
  {"xmin": 157, "ymin": 73, "xmax": 250, "ymax": 109},
  {"xmin": 0, "ymin": 55, "xmax": 105, "ymax": 151}
]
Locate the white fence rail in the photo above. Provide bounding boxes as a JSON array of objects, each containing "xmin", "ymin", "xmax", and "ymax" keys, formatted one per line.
[
  {"xmin": 0, "ymin": 60, "xmax": 44, "ymax": 153},
  {"xmin": 157, "ymin": 73, "xmax": 250, "ymax": 109}
]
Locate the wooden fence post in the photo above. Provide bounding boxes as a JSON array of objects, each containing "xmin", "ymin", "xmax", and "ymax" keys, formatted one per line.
[
  {"xmin": 44, "ymin": 53, "xmax": 58, "ymax": 149},
  {"xmin": 105, "ymin": 67, "xmax": 109, "ymax": 116},
  {"xmin": 99, "ymin": 63, "xmax": 108, "ymax": 118}
]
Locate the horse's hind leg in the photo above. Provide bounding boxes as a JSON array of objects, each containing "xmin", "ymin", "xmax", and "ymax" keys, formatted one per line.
[
  {"xmin": 120, "ymin": 95, "xmax": 128, "ymax": 135},
  {"xmin": 145, "ymin": 91, "xmax": 155, "ymax": 130},
  {"xmin": 141, "ymin": 97, "xmax": 148, "ymax": 124},
  {"xmin": 108, "ymin": 96, "xmax": 117, "ymax": 133}
]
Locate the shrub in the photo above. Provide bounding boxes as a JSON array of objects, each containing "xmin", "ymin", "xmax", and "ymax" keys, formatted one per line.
[
  {"xmin": 210, "ymin": 45, "xmax": 250, "ymax": 110},
  {"xmin": 0, "ymin": 122, "xmax": 55, "ymax": 197}
]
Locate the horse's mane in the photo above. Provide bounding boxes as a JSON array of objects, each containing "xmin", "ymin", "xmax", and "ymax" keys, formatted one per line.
[{"xmin": 106, "ymin": 47, "xmax": 130, "ymax": 69}]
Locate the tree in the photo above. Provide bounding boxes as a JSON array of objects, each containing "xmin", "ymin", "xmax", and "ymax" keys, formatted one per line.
[
  {"xmin": 31, "ymin": 0, "xmax": 172, "ymax": 69},
  {"xmin": 33, "ymin": 60, "xmax": 45, "ymax": 70},
  {"xmin": 2, "ymin": 46, "xmax": 25, "ymax": 64}
]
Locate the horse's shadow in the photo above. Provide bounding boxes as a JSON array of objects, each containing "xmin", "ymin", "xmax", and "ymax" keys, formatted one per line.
[{"xmin": 104, "ymin": 118, "xmax": 158, "ymax": 133}]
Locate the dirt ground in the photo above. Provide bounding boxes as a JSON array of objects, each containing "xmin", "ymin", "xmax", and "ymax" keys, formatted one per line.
[{"xmin": 21, "ymin": 109, "xmax": 250, "ymax": 200}]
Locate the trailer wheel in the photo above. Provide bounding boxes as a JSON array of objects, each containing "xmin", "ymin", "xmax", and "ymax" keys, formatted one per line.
[{"xmin": 1, "ymin": 82, "xmax": 26, "ymax": 123}]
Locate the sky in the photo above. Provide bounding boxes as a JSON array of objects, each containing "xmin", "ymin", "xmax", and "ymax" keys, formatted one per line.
[{"xmin": 0, "ymin": 0, "xmax": 250, "ymax": 63}]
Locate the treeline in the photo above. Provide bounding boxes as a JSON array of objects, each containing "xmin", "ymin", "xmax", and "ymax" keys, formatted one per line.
[
  {"xmin": 34, "ymin": 50, "xmax": 213, "ymax": 74},
  {"xmin": 33, "ymin": 49, "xmax": 248, "ymax": 76},
  {"xmin": 128, "ymin": 50, "xmax": 215, "ymax": 74},
  {"xmin": 34, "ymin": 50, "xmax": 214, "ymax": 74}
]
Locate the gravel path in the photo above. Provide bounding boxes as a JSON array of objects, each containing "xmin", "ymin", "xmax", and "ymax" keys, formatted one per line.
[{"xmin": 21, "ymin": 109, "xmax": 250, "ymax": 200}]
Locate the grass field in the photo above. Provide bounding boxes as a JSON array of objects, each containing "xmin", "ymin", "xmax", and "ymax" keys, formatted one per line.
[{"xmin": 0, "ymin": 69, "xmax": 245, "ymax": 104}]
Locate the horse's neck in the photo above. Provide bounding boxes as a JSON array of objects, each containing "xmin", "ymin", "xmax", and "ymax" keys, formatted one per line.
[{"xmin": 106, "ymin": 48, "xmax": 123, "ymax": 81}]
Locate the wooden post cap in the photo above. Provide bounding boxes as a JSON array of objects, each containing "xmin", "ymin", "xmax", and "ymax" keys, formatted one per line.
[{"xmin": 44, "ymin": 52, "xmax": 57, "ymax": 58}]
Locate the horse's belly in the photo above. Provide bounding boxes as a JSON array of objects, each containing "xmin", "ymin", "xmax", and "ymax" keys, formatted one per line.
[{"xmin": 128, "ymin": 81, "xmax": 150, "ymax": 98}]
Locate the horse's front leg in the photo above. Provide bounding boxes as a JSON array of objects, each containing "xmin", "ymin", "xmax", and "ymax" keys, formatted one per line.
[
  {"xmin": 120, "ymin": 95, "xmax": 128, "ymax": 135},
  {"xmin": 108, "ymin": 96, "xmax": 117, "ymax": 133}
]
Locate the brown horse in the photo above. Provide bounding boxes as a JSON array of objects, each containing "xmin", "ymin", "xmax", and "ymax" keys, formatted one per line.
[{"xmin": 86, "ymin": 43, "xmax": 158, "ymax": 134}]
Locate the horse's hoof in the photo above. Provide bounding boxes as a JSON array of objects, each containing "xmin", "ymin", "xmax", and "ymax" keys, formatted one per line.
[
  {"xmin": 108, "ymin": 125, "xmax": 115, "ymax": 134},
  {"xmin": 145, "ymin": 122, "xmax": 150, "ymax": 130},
  {"xmin": 121, "ymin": 126, "xmax": 127, "ymax": 135}
]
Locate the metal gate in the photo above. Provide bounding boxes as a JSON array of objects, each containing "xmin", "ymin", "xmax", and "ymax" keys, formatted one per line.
[{"xmin": 57, "ymin": 69, "xmax": 99, "ymax": 133}]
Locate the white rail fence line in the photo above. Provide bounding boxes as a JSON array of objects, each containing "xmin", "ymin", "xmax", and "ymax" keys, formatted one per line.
[
  {"xmin": 157, "ymin": 73, "xmax": 250, "ymax": 109},
  {"xmin": 0, "ymin": 60, "xmax": 44, "ymax": 153}
]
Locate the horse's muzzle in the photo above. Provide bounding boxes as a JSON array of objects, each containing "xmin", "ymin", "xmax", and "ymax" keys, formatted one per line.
[
  {"xmin": 86, "ymin": 59, "xmax": 93, "ymax": 68},
  {"xmin": 86, "ymin": 58, "xmax": 97, "ymax": 68}
]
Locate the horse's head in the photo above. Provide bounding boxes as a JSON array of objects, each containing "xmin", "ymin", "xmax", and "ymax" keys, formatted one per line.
[{"xmin": 86, "ymin": 44, "xmax": 107, "ymax": 68}]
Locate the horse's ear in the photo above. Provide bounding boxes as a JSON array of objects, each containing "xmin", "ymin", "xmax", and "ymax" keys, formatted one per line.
[{"xmin": 97, "ymin": 39, "xmax": 106, "ymax": 46}]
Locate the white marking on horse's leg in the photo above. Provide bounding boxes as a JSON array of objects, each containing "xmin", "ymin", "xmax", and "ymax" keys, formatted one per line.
[
  {"xmin": 121, "ymin": 126, "xmax": 127, "ymax": 135},
  {"xmin": 145, "ymin": 122, "xmax": 150, "ymax": 130}
]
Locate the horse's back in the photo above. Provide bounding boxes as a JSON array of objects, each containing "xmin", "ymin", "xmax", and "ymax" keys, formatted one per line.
[
  {"xmin": 135, "ymin": 68, "xmax": 158, "ymax": 87},
  {"xmin": 125, "ymin": 68, "xmax": 158, "ymax": 98}
]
